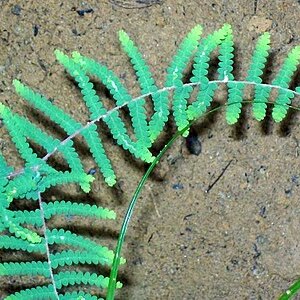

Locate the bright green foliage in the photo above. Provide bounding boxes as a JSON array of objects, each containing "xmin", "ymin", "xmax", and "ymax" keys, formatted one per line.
[
  {"xmin": 1, "ymin": 23, "xmax": 300, "ymax": 299},
  {"xmin": 272, "ymin": 46, "xmax": 300, "ymax": 121},
  {"xmin": 72, "ymin": 51, "xmax": 154, "ymax": 163},
  {"xmin": 186, "ymin": 24, "xmax": 232, "ymax": 126},
  {"xmin": 217, "ymin": 27, "xmax": 244, "ymax": 124},
  {"xmin": 119, "ymin": 30, "xmax": 154, "ymax": 146},
  {"xmin": 167, "ymin": 25, "xmax": 202, "ymax": 136},
  {"xmin": 247, "ymin": 32, "xmax": 271, "ymax": 120}
]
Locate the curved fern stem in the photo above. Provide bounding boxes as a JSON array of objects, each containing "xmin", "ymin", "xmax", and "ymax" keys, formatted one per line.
[
  {"xmin": 106, "ymin": 103, "xmax": 225, "ymax": 300},
  {"xmin": 107, "ymin": 99, "xmax": 300, "ymax": 300}
]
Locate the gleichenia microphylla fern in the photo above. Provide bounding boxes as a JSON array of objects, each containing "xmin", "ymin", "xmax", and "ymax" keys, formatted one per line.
[{"xmin": 0, "ymin": 23, "xmax": 299, "ymax": 299}]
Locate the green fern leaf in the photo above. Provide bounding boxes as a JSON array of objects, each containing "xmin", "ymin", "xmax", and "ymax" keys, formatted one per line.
[
  {"xmin": 272, "ymin": 46, "xmax": 300, "ymax": 122},
  {"xmin": 0, "ymin": 261, "xmax": 50, "ymax": 276},
  {"xmin": 51, "ymin": 250, "xmax": 108, "ymax": 268},
  {"xmin": 246, "ymin": 32, "xmax": 271, "ymax": 120},
  {"xmin": 218, "ymin": 26, "xmax": 234, "ymax": 81},
  {"xmin": 55, "ymin": 50, "xmax": 107, "ymax": 119},
  {"xmin": 47, "ymin": 228, "xmax": 125, "ymax": 265},
  {"xmin": 118, "ymin": 30, "xmax": 154, "ymax": 146},
  {"xmin": 13, "ymin": 80, "xmax": 116, "ymax": 186},
  {"xmin": 119, "ymin": 30, "xmax": 171, "ymax": 143},
  {"xmin": 72, "ymin": 52, "xmax": 154, "ymax": 163},
  {"xmin": 37, "ymin": 171, "xmax": 94, "ymax": 194},
  {"xmin": 43, "ymin": 200, "xmax": 116, "ymax": 219},
  {"xmin": 59, "ymin": 291, "xmax": 101, "ymax": 300},
  {"xmin": 7, "ymin": 221, "xmax": 41, "ymax": 243},
  {"xmin": 5, "ymin": 285, "xmax": 56, "ymax": 300},
  {"xmin": 11, "ymin": 201, "xmax": 115, "ymax": 227},
  {"xmin": 166, "ymin": 25, "xmax": 202, "ymax": 87},
  {"xmin": 54, "ymin": 271, "xmax": 122, "ymax": 289},
  {"xmin": 166, "ymin": 25, "xmax": 202, "ymax": 135},
  {"xmin": 186, "ymin": 24, "xmax": 231, "ymax": 124},
  {"xmin": 215, "ymin": 26, "xmax": 245, "ymax": 124},
  {"xmin": 0, "ymin": 235, "xmax": 46, "ymax": 253},
  {"xmin": 226, "ymin": 82, "xmax": 245, "ymax": 124}
]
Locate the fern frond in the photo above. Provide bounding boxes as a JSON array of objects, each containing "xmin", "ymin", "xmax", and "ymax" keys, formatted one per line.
[
  {"xmin": 13, "ymin": 79, "xmax": 116, "ymax": 186},
  {"xmin": 54, "ymin": 50, "xmax": 107, "ymax": 120},
  {"xmin": 7, "ymin": 221, "xmax": 41, "ymax": 243},
  {"xmin": 226, "ymin": 82, "xmax": 245, "ymax": 124},
  {"xmin": 72, "ymin": 52, "xmax": 154, "ymax": 163},
  {"xmin": 246, "ymin": 32, "xmax": 271, "ymax": 120},
  {"xmin": 0, "ymin": 103, "xmax": 40, "ymax": 167},
  {"xmin": 7, "ymin": 289, "xmax": 103, "ymax": 300},
  {"xmin": 119, "ymin": 29, "xmax": 172, "ymax": 142},
  {"xmin": 272, "ymin": 46, "xmax": 300, "ymax": 121},
  {"xmin": 43, "ymin": 200, "xmax": 116, "ymax": 220},
  {"xmin": 51, "ymin": 250, "xmax": 105, "ymax": 268},
  {"xmin": 217, "ymin": 26, "xmax": 244, "ymax": 124}
]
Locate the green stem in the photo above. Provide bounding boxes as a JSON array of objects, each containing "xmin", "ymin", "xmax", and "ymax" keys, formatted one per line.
[
  {"xmin": 106, "ymin": 127, "xmax": 183, "ymax": 299},
  {"xmin": 106, "ymin": 105, "xmax": 222, "ymax": 300},
  {"xmin": 279, "ymin": 279, "xmax": 300, "ymax": 300},
  {"xmin": 106, "ymin": 101, "xmax": 300, "ymax": 300}
]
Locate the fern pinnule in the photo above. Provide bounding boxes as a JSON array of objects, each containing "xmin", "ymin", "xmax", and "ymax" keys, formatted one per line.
[
  {"xmin": 186, "ymin": 24, "xmax": 231, "ymax": 124},
  {"xmin": 246, "ymin": 32, "xmax": 271, "ymax": 120},
  {"xmin": 217, "ymin": 26, "xmax": 245, "ymax": 125},
  {"xmin": 167, "ymin": 25, "xmax": 202, "ymax": 136},
  {"xmin": 272, "ymin": 45, "xmax": 300, "ymax": 122},
  {"xmin": 118, "ymin": 30, "xmax": 154, "ymax": 148},
  {"xmin": 54, "ymin": 50, "xmax": 107, "ymax": 120},
  {"xmin": 0, "ymin": 261, "xmax": 50, "ymax": 276},
  {"xmin": 119, "ymin": 30, "xmax": 171, "ymax": 144}
]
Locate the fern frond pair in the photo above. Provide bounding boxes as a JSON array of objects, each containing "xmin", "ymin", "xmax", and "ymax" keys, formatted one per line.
[{"xmin": 1, "ymin": 23, "xmax": 300, "ymax": 299}]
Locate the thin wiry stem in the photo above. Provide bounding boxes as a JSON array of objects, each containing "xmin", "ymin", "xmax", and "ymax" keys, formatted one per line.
[{"xmin": 37, "ymin": 191, "xmax": 59, "ymax": 299}]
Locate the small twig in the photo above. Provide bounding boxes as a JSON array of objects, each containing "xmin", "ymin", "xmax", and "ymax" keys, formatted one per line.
[{"xmin": 205, "ymin": 159, "xmax": 233, "ymax": 193}]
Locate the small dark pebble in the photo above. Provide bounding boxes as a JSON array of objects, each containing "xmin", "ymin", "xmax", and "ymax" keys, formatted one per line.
[
  {"xmin": 259, "ymin": 206, "xmax": 266, "ymax": 218},
  {"xmin": 71, "ymin": 29, "xmax": 81, "ymax": 36},
  {"xmin": 183, "ymin": 213, "xmax": 194, "ymax": 220},
  {"xmin": 87, "ymin": 168, "xmax": 97, "ymax": 175},
  {"xmin": 76, "ymin": 8, "xmax": 94, "ymax": 16},
  {"xmin": 291, "ymin": 175, "xmax": 299, "ymax": 185},
  {"xmin": 253, "ymin": 243, "xmax": 261, "ymax": 259},
  {"xmin": 186, "ymin": 132, "xmax": 202, "ymax": 156},
  {"xmin": 172, "ymin": 183, "xmax": 184, "ymax": 190},
  {"xmin": 33, "ymin": 25, "xmax": 39, "ymax": 37},
  {"xmin": 11, "ymin": 5, "xmax": 22, "ymax": 16},
  {"xmin": 132, "ymin": 256, "xmax": 143, "ymax": 266}
]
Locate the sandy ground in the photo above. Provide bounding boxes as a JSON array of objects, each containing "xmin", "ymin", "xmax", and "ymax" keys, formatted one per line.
[{"xmin": 0, "ymin": 0, "xmax": 300, "ymax": 299}]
